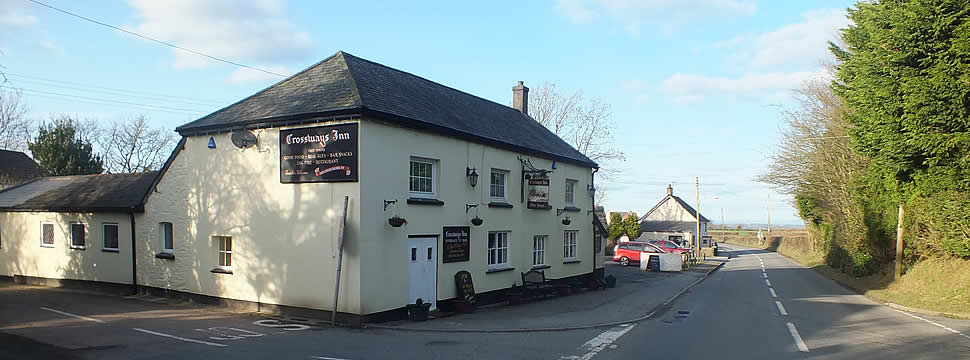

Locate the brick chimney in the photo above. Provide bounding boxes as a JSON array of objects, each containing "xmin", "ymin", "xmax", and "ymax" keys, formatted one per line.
[
  {"xmin": 667, "ymin": 184, "xmax": 673, "ymax": 196},
  {"xmin": 512, "ymin": 81, "xmax": 528, "ymax": 115}
]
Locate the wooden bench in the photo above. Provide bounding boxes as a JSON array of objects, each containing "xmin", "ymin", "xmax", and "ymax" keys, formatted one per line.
[{"xmin": 521, "ymin": 270, "xmax": 568, "ymax": 298}]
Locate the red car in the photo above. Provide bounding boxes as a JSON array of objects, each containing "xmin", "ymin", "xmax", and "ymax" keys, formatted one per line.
[
  {"xmin": 612, "ymin": 242, "xmax": 666, "ymax": 266},
  {"xmin": 647, "ymin": 240, "xmax": 692, "ymax": 254}
]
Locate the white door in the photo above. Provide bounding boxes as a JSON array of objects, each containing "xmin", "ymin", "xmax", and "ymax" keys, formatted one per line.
[{"xmin": 408, "ymin": 237, "xmax": 437, "ymax": 310}]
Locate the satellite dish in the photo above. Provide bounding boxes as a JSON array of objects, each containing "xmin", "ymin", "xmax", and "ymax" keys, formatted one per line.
[{"xmin": 230, "ymin": 130, "xmax": 257, "ymax": 149}]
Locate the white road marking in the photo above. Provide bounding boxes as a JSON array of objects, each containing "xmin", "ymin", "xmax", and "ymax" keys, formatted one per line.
[
  {"xmin": 766, "ymin": 279, "xmax": 772, "ymax": 287},
  {"xmin": 892, "ymin": 309, "xmax": 970, "ymax": 339},
  {"xmin": 133, "ymin": 327, "xmax": 228, "ymax": 347},
  {"xmin": 253, "ymin": 319, "xmax": 311, "ymax": 331},
  {"xmin": 787, "ymin": 322, "xmax": 810, "ymax": 352},
  {"xmin": 763, "ymin": 273, "xmax": 768, "ymax": 278},
  {"xmin": 39, "ymin": 307, "xmax": 105, "ymax": 323},
  {"xmin": 311, "ymin": 357, "xmax": 351, "ymax": 360},
  {"xmin": 559, "ymin": 323, "xmax": 637, "ymax": 360},
  {"xmin": 776, "ymin": 301, "xmax": 789, "ymax": 315},
  {"xmin": 769, "ymin": 288, "xmax": 778, "ymax": 298}
]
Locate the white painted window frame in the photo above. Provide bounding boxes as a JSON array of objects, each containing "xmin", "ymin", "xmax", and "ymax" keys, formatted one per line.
[
  {"xmin": 565, "ymin": 179, "xmax": 577, "ymax": 206},
  {"xmin": 533, "ymin": 235, "xmax": 547, "ymax": 266},
  {"xmin": 408, "ymin": 157, "xmax": 437, "ymax": 199},
  {"xmin": 214, "ymin": 236, "xmax": 232, "ymax": 269},
  {"xmin": 490, "ymin": 169, "xmax": 509, "ymax": 202},
  {"xmin": 69, "ymin": 222, "xmax": 86, "ymax": 249},
  {"xmin": 40, "ymin": 222, "xmax": 55, "ymax": 248},
  {"xmin": 487, "ymin": 231, "xmax": 510, "ymax": 269},
  {"xmin": 160, "ymin": 222, "xmax": 174, "ymax": 253},
  {"xmin": 102, "ymin": 223, "xmax": 119, "ymax": 251},
  {"xmin": 563, "ymin": 230, "xmax": 578, "ymax": 260}
]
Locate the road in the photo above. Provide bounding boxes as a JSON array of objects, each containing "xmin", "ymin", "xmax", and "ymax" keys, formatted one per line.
[
  {"xmin": 592, "ymin": 245, "xmax": 970, "ymax": 359},
  {"xmin": 2, "ymin": 245, "xmax": 969, "ymax": 359}
]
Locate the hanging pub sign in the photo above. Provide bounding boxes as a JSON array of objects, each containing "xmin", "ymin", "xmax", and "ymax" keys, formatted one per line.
[
  {"xmin": 280, "ymin": 123, "xmax": 358, "ymax": 183},
  {"xmin": 527, "ymin": 175, "xmax": 551, "ymax": 209},
  {"xmin": 442, "ymin": 226, "xmax": 470, "ymax": 263}
]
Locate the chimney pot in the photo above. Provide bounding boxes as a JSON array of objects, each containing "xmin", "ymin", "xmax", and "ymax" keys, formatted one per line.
[
  {"xmin": 513, "ymin": 81, "xmax": 529, "ymax": 116},
  {"xmin": 667, "ymin": 184, "xmax": 673, "ymax": 196}
]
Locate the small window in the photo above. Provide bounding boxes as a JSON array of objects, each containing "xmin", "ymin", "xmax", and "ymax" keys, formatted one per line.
[
  {"xmin": 409, "ymin": 157, "xmax": 436, "ymax": 198},
  {"xmin": 427, "ymin": 247, "xmax": 433, "ymax": 261},
  {"xmin": 533, "ymin": 235, "xmax": 547, "ymax": 266},
  {"xmin": 411, "ymin": 247, "xmax": 418, "ymax": 262},
  {"xmin": 103, "ymin": 223, "xmax": 119, "ymax": 251},
  {"xmin": 565, "ymin": 179, "xmax": 577, "ymax": 206},
  {"xmin": 490, "ymin": 169, "xmax": 508, "ymax": 202},
  {"xmin": 487, "ymin": 231, "xmax": 510, "ymax": 269},
  {"xmin": 161, "ymin": 222, "xmax": 174, "ymax": 252},
  {"xmin": 41, "ymin": 223, "xmax": 54, "ymax": 247},
  {"xmin": 215, "ymin": 236, "xmax": 232, "ymax": 268},
  {"xmin": 70, "ymin": 223, "xmax": 85, "ymax": 249},
  {"xmin": 563, "ymin": 230, "xmax": 578, "ymax": 260}
]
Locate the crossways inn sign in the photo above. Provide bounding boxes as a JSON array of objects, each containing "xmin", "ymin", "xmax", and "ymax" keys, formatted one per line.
[{"xmin": 280, "ymin": 123, "xmax": 359, "ymax": 183}]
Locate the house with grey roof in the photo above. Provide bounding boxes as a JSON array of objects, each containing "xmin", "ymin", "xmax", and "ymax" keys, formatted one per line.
[
  {"xmin": 636, "ymin": 184, "xmax": 711, "ymax": 248},
  {"xmin": 0, "ymin": 150, "xmax": 41, "ymax": 189}
]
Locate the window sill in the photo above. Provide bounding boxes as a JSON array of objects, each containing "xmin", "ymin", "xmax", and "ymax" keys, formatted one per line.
[
  {"xmin": 486, "ymin": 266, "xmax": 515, "ymax": 274},
  {"xmin": 563, "ymin": 206, "xmax": 581, "ymax": 212},
  {"xmin": 563, "ymin": 259, "xmax": 582, "ymax": 264},
  {"xmin": 407, "ymin": 198, "xmax": 445, "ymax": 206},
  {"xmin": 102, "ymin": 248, "xmax": 120, "ymax": 253},
  {"xmin": 155, "ymin": 252, "xmax": 175, "ymax": 260},
  {"xmin": 530, "ymin": 264, "xmax": 551, "ymax": 270},
  {"xmin": 210, "ymin": 267, "xmax": 233, "ymax": 275},
  {"xmin": 527, "ymin": 204, "xmax": 552, "ymax": 210},
  {"xmin": 40, "ymin": 244, "xmax": 54, "ymax": 248},
  {"xmin": 488, "ymin": 202, "xmax": 513, "ymax": 208},
  {"xmin": 69, "ymin": 246, "xmax": 86, "ymax": 250}
]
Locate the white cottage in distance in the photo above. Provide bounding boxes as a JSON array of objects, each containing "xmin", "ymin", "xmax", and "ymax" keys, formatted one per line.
[{"xmin": 636, "ymin": 185, "xmax": 711, "ymax": 248}]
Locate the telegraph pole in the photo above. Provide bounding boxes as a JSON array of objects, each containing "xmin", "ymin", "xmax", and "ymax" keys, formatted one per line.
[
  {"xmin": 695, "ymin": 177, "xmax": 701, "ymax": 261},
  {"xmin": 895, "ymin": 204, "xmax": 905, "ymax": 279}
]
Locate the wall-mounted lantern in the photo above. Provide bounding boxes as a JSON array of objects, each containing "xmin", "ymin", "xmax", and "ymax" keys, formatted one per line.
[
  {"xmin": 466, "ymin": 167, "xmax": 479, "ymax": 188},
  {"xmin": 587, "ymin": 184, "xmax": 596, "ymax": 198}
]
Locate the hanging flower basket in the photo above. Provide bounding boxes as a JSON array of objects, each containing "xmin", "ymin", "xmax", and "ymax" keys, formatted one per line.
[
  {"xmin": 388, "ymin": 216, "xmax": 407, "ymax": 227},
  {"xmin": 471, "ymin": 216, "xmax": 484, "ymax": 226},
  {"xmin": 561, "ymin": 217, "xmax": 571, "ymax": 226}
]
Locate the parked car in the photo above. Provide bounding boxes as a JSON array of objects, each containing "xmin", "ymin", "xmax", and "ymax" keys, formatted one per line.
[
  {"xmin": 612, "ymin": 242, "xmax": 666, "ymax": 266},
  {"xmin": 647, "ymin": 240, "xmax": 693, "ymax": 255}
]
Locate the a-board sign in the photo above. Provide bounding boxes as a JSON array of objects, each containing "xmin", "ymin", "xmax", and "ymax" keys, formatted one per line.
[
  {"xmin": 280, "ymin": 123, "xmax": 358, "ymax": 183},
  {"xmin": 442, "ymin": 226, "xmax": 470, "ymax": 263},
  {"xmin": 527, "ymin": 176, "xmax": 550, "ymax": 209},
  {"xmin": 647, "ymin": 254, "xmax": 661, "ymax": 271},
  {"xmin": 454, "ymin": 270, "xmax": 476, "ymax": 305}
]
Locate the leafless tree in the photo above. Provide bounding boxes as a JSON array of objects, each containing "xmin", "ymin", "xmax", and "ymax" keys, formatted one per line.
[
  {"xmin": 0, "ymin": 88, "xmax": 33, "ymax": 152},
  {"xmin": 101, "ymin": 115, "xmax": 176, "ymax": 173}
]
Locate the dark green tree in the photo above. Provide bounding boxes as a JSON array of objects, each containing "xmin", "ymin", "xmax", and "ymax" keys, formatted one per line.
[
  {"xmin": 29, "ymin": 117, "xmax": 103, "ymax": 176},
  {"xmin": 607, "ymin": 213, "xmax": 625, "ymax": 240},
  {"xmin": 622, "ymin": 215, "xmax": 642, "ymax": 241}
]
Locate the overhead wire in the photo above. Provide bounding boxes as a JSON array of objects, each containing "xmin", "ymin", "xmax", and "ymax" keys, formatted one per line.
[
  {"xmin": 25, "ymin": 0, "xmax": 287, "ymax": 78},
  {"xmin": 2, "ymin": 85, "xmax": 207, "ymax": 115},
  {"xmin": 4, "ymin": 73, "xmax": 229, "ymax": 106}
]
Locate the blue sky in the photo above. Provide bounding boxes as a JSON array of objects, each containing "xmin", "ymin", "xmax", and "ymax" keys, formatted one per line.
[{"xmin": 0, "ymin": 0, "xmax": 857, "ymax": 225}]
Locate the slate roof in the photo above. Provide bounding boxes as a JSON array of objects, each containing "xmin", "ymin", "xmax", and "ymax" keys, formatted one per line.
[
  {"xmin": 0, "ymin": 150, "xmax": 41, "ymax": 186},
  {"xmin": 176, "ymin": 51, "xmax": 597, "ymax": 168},
  {"xmin": 638, "ymin": 221, "xmax": 700, "ymax": 233},
  {"xmin": 0, "ymin": 172, "xmax": 158, "ymax": 212},
  {"xmin": 641, "ymin": 195, "xmax": 711, "ymax": 223}
]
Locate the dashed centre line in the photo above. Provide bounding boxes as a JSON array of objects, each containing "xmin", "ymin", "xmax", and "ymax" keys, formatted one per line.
[
  {"xmin": 787, "ymin": 322, "xmax": 810, "ymax": 352},
  {"xmin": 39, "ymin": 307, "xmax": 105, "ymax": 323},
  {"xmin": 769, "ymin": 288, "xmax": 778, "ymax": 298},
  {"xmin": 766, "ymin": 279, "xmax": 772, "ymax": 287},
  {"xmin": 776, "ymin": 301, "xmax": 789, "ymax": 315}
]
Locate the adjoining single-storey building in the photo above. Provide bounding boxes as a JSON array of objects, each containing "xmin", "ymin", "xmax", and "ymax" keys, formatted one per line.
[
  {"xmin": 0, "ymin": 173, "xmax": 156, "ymax": 288},
  {"xmin": 636, "ymin": 185, "xmax": 710, "ymax": 247},
  {"xmin": 0, "ymin": 149, "xmax": 41, "ymax": 189},
  {"xmin": 0, "ymin": 51, "xmax": 605, "ymax": 324}
]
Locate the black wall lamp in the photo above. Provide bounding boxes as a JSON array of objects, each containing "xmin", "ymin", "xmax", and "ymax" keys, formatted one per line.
[
  {"xmin": 466, "ymin": 167, "xmax": 479, "ymax": 187},
  {"xmin": 587, "ymin": 184, "xmax": 596, "ymax": 197}
]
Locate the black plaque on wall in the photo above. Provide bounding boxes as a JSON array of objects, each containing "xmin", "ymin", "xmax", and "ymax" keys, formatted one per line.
[
  {"xmin": 442, "ymin": 226, "xmax": 470, "ymax": 263},
  {"xmin": 454, "ymin": 270, "xmax": 476, "ymax": 305},
  {"xmin": 280, "ymin": 123, "xmax": 358, "ymax": 183}
]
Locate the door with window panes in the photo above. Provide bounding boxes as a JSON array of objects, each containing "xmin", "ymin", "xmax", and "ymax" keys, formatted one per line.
[{"xmin": 407, "ymin": 236, "xmax": 437, "ymax": 309}]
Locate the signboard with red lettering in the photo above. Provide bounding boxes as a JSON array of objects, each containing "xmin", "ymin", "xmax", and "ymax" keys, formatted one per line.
[{"xmin": 280, "ymin": 123, "xmax": 359, "ymax": 183}]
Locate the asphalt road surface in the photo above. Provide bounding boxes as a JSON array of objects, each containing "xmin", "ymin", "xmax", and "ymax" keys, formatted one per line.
[{"xmin": 591, "ymin": 245, "xmax": 970, "ymax": 360}]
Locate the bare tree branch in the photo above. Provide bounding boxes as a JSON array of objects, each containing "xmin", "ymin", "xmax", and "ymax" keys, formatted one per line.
[
  {"xmin": 101, "ymin": 115, "xmax": 176, "ymax": 173},
  {"xmin": 0, "ymin": 88, "xmax": 33, "ymax": 152}
]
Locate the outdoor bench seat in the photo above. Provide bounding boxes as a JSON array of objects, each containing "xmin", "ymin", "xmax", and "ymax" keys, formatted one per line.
[{"xmin": 521, "ymin": 270, "xmax": 567, "ymax": 298}]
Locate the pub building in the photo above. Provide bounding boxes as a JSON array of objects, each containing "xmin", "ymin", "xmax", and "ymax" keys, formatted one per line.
[{"xmin": 0, "ymin": 51, "xmax": 605, "ymax": 324}]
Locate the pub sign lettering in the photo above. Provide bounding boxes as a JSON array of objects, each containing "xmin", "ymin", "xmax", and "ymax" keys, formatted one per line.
[
  {"xmin": 280, "ymin": 123, "xmax": 358, "ymax": 183},
  {"xmin": 442, "ymin": 226, "xmax": 471, "ymax": 263},
  {"xmin": 527, "ymin": 176, "xmax": 550, "ymax": 209}
]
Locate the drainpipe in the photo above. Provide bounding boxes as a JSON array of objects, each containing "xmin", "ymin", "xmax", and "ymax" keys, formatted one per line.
[
  {"xmin": 130, "ymin": 211, "xmax": 138, "ymax": 294},
  {"xmin": 591, "ymin": 167, "xmax": 599, "ymax": 276}
]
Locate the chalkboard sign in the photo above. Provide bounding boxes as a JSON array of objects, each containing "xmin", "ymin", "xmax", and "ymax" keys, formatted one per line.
[
  {"xmin": 647, "ymin": 254, "xmax": 660, "ymax": 271},
  {"xmin": 454, "ymin": 270, "xmax": 476, "ymax": 305},
  {"xmin": 442, "ymin": 226, "xmax": 470, "ymax": 263}
]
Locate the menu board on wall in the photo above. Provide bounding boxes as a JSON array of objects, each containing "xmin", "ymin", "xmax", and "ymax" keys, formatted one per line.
[
  {"xmin": 279, "ymin": 123, "xmax": 358, "ymax": 183},
  {"xmin": 442, "ymin": 226, "xmax": 470, "ymax": 263},
  {"xmin": 527, "ymin": 176, "xmax": 550, "ymax": 209}
]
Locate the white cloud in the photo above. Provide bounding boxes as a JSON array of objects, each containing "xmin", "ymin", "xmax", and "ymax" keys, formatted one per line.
[
  {"xmin": 660, "ymin": 70, "xmax": 828, "ymax": 104},
  {"xmin": 621, "ymin": 79, "xmax": 650, "ymax": 104},
  {"xmin": 0, "ymin": 0, "xmax": 37, "ymax": 27},
  {"xmin": 124, "ymin": 0, "xmax": 313, "ymax": 70},
  {"xmin": 557, "ymin": 0, "xmax": 757, "ymax": 34},
  {"xmin": 715, "ymin": 9, "xmax": 850, "ymax": 67},
  {"xmin": 227, "ymin": 66, "xmax": 291, "ymax": 84}
]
